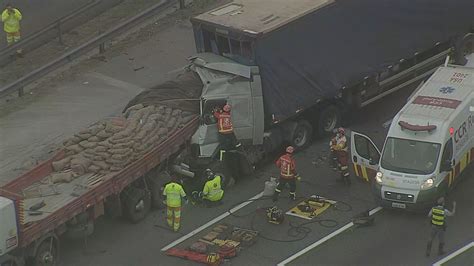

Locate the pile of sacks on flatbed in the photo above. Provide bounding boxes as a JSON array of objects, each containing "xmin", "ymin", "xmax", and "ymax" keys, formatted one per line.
[{"xmin": 49, "ymin": 104, "xmax": 195, "ymax": 183}]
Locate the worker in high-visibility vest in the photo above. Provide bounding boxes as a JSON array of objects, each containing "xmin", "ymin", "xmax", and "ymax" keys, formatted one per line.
[
  {"xmin": 201, "ymin": 169, "xmax": 224, "ymax": 206},
  {"xmin": 163, "ymin": 176, "xmax": 188, "ymax": 232},
  {"xmin": 273, "ymin": 146, "xmax": 299, "ymax": 202},
  {"xmin": 1, "ymin": 4, "xmax": 22, "ymax": 53},
  {"xmin": 426, "ymin": 197, "xmax": 456, "ymax": 257}
]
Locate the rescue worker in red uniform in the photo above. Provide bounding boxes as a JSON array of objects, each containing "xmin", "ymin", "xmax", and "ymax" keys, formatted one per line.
[
  {"xmin": 273, "ymin": 146, "xmax": 299, "ymax": 202},
  {"xmin": 213, "ymin": 103, "xmax": 244, "ymax": 181},
  {"xmin": 330, "ymin": 127, "xmax": 350, "ymax": 185}
]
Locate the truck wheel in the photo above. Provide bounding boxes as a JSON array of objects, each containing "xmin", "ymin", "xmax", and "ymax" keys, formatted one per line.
[
  {"xmin": 34, "ymin": 238, "xmax": 57, "ymax": 266},
  {"xmin": 121, "ymin": 186, "xmax": 151, "ymax": 223},
  {"xmin": 318, "ymin": 105, "xmax": 340, "ymax": 136},
  {"xmin": 290, "ymin": 120, "xmax": 313, "ymax": 150},
  {"xmin": 146, "ymin": 172, "xmax": 169, "ymax": 209}
]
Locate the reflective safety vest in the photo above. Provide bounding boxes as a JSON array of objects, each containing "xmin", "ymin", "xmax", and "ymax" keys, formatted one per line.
[
  {"xmin": 277, "ymin": 154, "xmax": 296, "ymax": 179},
  {"xmin": 163, "ymin": 182, "xmax": 186, "ymax": 207},
  {"xmin": 1, "ymin": 9, "xmax": 22, "ymax": 33},
  {"xmin": 431, "ymin": 206, "xmax": 445, "ymax": 226},
  {"xmin": 203, "ymin": 175, "xmax": 224, "ymax": 202},
  {"xmin": 214, "ymin": 111, "xmax": 234, "ymax": 134},
  {"xmin": 334, "ymin": 135, "xmax": 348, "ymax": 152}
]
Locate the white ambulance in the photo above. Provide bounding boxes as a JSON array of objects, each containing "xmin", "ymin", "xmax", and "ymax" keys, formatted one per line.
[{"xmin": 351, "ymin": 54, "xmax": 474, "ymax": 210}]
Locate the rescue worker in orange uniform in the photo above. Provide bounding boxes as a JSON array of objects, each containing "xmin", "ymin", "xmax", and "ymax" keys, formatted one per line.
[
  {"xmin": 273, "ymin": 146, "xmax": 299, "ymax": 202},
  {"xmin": 330, "ymin": 127, "xmax": 350, "ymax": 185},
  {"xmin": 213, "ymin": 104, "xmax": 243, "ymax": 180}
]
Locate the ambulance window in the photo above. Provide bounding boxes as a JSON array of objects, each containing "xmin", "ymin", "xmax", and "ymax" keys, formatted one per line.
[
  {"xmin": 441, "ymin": 139, "xmax": 453, "ymax": 162},
  {"xmin": 354, "ymin": 135, "xmax": 379, "ymax": 161}
]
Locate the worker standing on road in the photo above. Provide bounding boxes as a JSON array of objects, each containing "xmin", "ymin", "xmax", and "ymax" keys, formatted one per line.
[
  {"xmin": 213, "ymin": 103, "xmax": 243, "ymax": 180},
  {"xmin": 1, "ymin": 3, "xmax": 22, "ymax": 54},
  {"xmin": 163, "ymin": 176, "xmax": 188, "ymax": 232},
  {"xmin": 273, "ymin": 146, "xmax": 299, "ymax": 202},
  {"xmin": 330, "ymin": 127, "xmax": 350, "ymax": 185},
  {"xmin": 201, "ymin": 168, "xmax": 224, "ymax": 207},
  {"xmin": 426, "ymin": 197, "xmax": 456, "ymax": 257}
]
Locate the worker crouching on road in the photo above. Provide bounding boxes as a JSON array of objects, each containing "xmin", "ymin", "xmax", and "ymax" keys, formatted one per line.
[
  {"xmin": 1, "ymin": 3, "xmax": 22, "ymax": 54},
  {"xmin": 200, "ymin": 169, "xmax": 224, "ymax": 207},
  {"xmin": 163, "ymin": 176, "xmax": 188, "ymax": 232},
  {"xmin": 273, "ymin": 146, "xmax": 299, "ymax": 202},
  {"xmin": 330, "ymin": 127, "xmax": 350, "ymax": 185},
  {"xmin": 426, "ymin": 197, "xmax": 456, "ymax": 257},
  {"xmin": 213, "ymin": 103, "xmax": 243, "ymax": 179}
]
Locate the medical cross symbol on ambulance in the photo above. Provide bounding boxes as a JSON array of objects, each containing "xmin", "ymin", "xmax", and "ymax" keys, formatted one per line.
[{"xmin": 439, "ymin": 86, "xmax": 455, "ymax": 94}]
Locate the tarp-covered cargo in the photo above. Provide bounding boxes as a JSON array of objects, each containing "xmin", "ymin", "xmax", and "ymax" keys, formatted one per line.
[{"xmin": 192, "ymin": 0, "xmax": 474, "ymax": 121}]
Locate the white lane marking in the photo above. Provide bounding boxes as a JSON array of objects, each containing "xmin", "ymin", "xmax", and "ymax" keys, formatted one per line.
[
  {"xmin": 161, "ymin": 191, "xmax": 264, "ymax": 251},
  {"xmin": 277, "ymin": 206, "xmax": 383, "ymax": 266},
  {"xmin": 433, "ymin": 241, "xmax": 474, "ymax": 266}
]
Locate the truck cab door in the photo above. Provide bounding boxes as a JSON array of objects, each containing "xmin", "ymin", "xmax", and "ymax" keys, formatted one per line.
[{"xmin": 350, "ymin": 131, "xmax": 381, "ymax": 183}]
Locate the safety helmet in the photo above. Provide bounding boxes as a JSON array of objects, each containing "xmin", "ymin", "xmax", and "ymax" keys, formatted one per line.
[
  {"xmin": 223, "ymin": 104, "xmax": 231, "ymax": 112},
  {"xmin": 205, "ymin": 168, "xmax": 214, "ymax": 180},
  {"xmin": 286, "ymin": 146, "xmax": 294, "ymax": 154},
  {"xmin": 337, "ymin": 127, "xmax": 345, "ymax": 135}
]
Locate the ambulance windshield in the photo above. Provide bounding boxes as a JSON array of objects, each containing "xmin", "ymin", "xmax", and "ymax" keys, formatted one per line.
[{"xmin": 381, "ymin": 137, "xmax": 441, "ymax": 175}]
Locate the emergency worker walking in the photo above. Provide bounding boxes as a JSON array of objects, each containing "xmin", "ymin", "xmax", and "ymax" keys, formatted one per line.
[
  {"xmin": 273, "ymin": 146, "xmax": 299, "ymax": 202},
  {"xmin": 163, "ymin": 176, "xmax": 188, "ymax": 232},
  {"xmin": 1, "ymin": 3, "xmax": 22, "ymax": 53},
  {"xmin": 426, "ymin": 197, "xmax": 456, "ymax": 256}
]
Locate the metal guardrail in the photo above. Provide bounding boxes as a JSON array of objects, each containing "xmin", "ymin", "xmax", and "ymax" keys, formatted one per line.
[
  {"xmin": 0, "ymin": 0, "xmax": 101, "ymax": 67},
  {"xmin": 0, "ymin": 0, "xmax": 178, "ymax": 98}
]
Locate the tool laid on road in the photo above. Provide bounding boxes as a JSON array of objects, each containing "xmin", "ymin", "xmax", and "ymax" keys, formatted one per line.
[
  {"xmin": 287, "ymin": 195, "xmax": 335, "ymax": 220},
  {"xmin": 267, "ymin": 206, "xmax": 284, "ymax": 224}
]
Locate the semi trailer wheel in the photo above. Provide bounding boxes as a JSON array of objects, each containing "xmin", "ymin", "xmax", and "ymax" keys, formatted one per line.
[
  {"xmin": 318, "ymin": 105, "xmax": 341, "ymax": 136},
  {"xmin": 146, "ymin": 172, "xmax": 169, "ymax": 209},
  {"xmin": 290, "ymin": 120, "xmax": 313, "ymax": 150},
  {"xmin": 121, "ymin": 186, "xmax": 151, "ymax": 223},
  {"xmin": 34, "ymin": 238, "xmax": 57, "ymax": 266}
]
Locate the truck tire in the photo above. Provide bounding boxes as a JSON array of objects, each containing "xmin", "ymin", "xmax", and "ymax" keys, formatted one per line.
[
  {"xmin": 121, "ymin": 186, "xmax": 151, "ymax": 224},
  {"xmin": 290, "ymin": 120, "xmax": 313, "ymax": 150},
  {"xmin": 454, "ymin": 33, "xmax": 474, "ymax": 65},
  {"xmin": 318, "ymin": 105, "xmax": 341, "ymax": 136},
  {"xmin": 146, "ymin": 172, "xmax": 169, "ymax": 210},
  {"xmin": 34, "ymin": 238, "xmax": 57, "ymax": 266}
]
